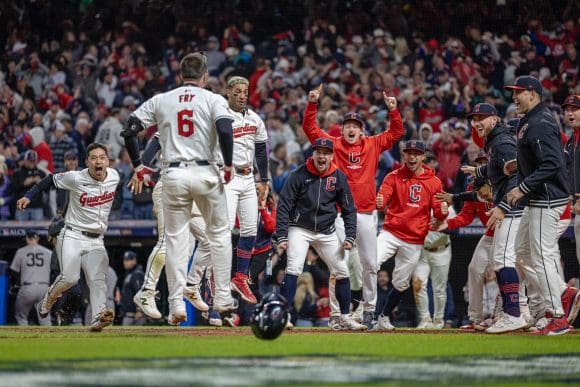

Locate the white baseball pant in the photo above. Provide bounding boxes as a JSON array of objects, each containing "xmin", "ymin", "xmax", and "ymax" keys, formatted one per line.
[
  {"xmin": 492, "ymin": 216, "xmax": 520, "ymax": 270},
  {"xmin": 225, "ymin": 173, "xmax": 258, "ymax": 236},
  {"xmin": 161, "ymin": 165, "xmax": 234, "ymax": 312},
  {"xmin": 517, "ymin": 217, "xmax": 570, "ymax": 316},
  {"xmin": 286, "ymin": 227, "xmax": 349, "ymax": 280},
  {"xmin": 466, "ymin": 235, "xmax": 494, "ymax": 323},
  {"xmin": 142, "ymin": 182, "xmax": 166, "ymax": 291},
  {"xmin": 377, "ymin": 230, "xmax": 423, "ymax": 292},
  {"xmin": 575, "ymin": 216, "xmax": 580, "ymax": 267},
  {"xmin": 515, "ymin": 206, "xmax": 567, "ymax": 316},
  {"xmin": 48, "ymin": 228, "xmax": 109, "ymax": 321},
  {"xmin": 413, "ymin": 244, "xmax": 452, "ymax": 322}
]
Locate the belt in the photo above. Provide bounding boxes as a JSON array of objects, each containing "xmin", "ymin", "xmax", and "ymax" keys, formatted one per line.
[
  {"xmin": 425, "ymin": 243, "xmax": 450, "ymax": 253},
  {"xmin": 22, "ymin": 282, "xmax": 49, "ymax": 286},
  {"xmin": 66, "ymin": 225, "xmax": 102, "ymax": 238},
  {"xmin": 235, "ymin": 166, "xmax": 252, "ymax": 175},
  {"xmin": 167, "ymin": 160, "xmax": 210, "ymax": 168}
]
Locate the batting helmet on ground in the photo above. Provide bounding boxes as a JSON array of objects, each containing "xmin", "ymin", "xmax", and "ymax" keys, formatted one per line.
[{"xmin": 251, "ymin": 291, "xmax": 289, "ymax": 340}]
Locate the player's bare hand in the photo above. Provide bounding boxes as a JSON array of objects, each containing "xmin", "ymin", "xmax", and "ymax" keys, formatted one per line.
[
  {"xmin": 342, "ymin": 241, "xmax": 353, "ymax": 250},
  {"xmin": 574, "ymin": 194, "xmax": 580, "ymax": 215},
  {"xmin": 256, "ymin": 181, "xmax": 269, "ymax": 203},
  {"xmin": 507, "ymin": 186, "xmax": 524, "ymax": 207},
  {"xmin": 485, "ymin": 207, "xmax": 505, "ymax": 230},
  {"xmin": 376, "ymin": 193, "xmax": 384, "ymax": 209},
  {"xmin": 503, "ymin": 159, "xmax": 517, "ymax": 175},
  {"xmin": 128, "ymin": 173, "xmax": 144, "ymax": 195},
  {"xmin": 16, "ymin": 197, "xmax": 30, "ymax": 211},
  {"xmin": 383, "ymin": 91, "xmax": 397, "ymax": 112},
  {"xmin": 277, "ymin": 241, "xmax": 288, "ymax": 251},
  {"xmin": 460, "ymin": 165, "xmax": 476, "ymax": 176},
  {"xmin": 308, "ymin": 83, "xmax": 324, "ymax": 103},
  {"xmin": 435, "ymin": 192, "xmax": 453, "ymax": 205}
]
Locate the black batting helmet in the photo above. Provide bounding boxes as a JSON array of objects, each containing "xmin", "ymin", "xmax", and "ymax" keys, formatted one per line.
[{"xmin": 251, "ymin": 291, "xmax": 289, "ymax": 340}]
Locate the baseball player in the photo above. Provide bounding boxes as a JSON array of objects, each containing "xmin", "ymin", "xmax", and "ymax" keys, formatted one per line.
[
  {"xmin": 303, "ymin": 84, "xmax": 403, "ymax": 328},
  {"xmin": 224, "ymin": 76, "xmax": 269, "ymax": 305},
  {"xmin": 462, "ymin": 103, "xmax": 527, "ymax": 334},
  {"xmin": 122, "ymin": 52, "xmax": 237, "ymax": 325},
  {"xmin": 9, "ymin": 230, "xmax": 52, "ymax": 325},
  {"xmin": 276, "ymin": 138, "xmax": 366, "ymax": 331},
  {"xmin": 563, "ymin": 95, "xmax": 580, "ymax": 270},
  {"xmin": 413, "ymin": 154, "xmax": 455, "ymax": 330},
  {"xmin": 505, "ymin": 76, "xmax": 580, "ymax": 335},
  {"xmin": 16, "ymin": 143, "xmax": 120, "ymax": 332},
  {"xmin": 373, "ymin": 140, "xmax": 447, "ymax": 331},
  {"xmin": 435, "ymin": 155, "xmax": 496, "ymax": 332},
  {"xmin": 132, "ymin": 133, "xmax": 210, "ymax": 320}
]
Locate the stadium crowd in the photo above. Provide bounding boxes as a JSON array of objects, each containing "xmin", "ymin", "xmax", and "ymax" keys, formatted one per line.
[{"xmin": 2, "ymin": 0, "xmax": 579, "ymax": 329}]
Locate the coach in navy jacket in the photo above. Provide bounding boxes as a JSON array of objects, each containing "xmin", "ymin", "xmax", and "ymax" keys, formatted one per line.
[
  {"xmin": 275, "ymin": 138, "xmax": 366, "ymax": 331},
  {"xmin": 275, "ymin": 142, "xmax": 356, "ymax": 246}
]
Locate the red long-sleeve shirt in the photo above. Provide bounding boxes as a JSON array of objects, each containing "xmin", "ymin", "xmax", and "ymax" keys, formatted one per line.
[
  {"xmin": 378, "ymin": 164, "xmax": 447, "ymax": 244},
  {"xmin": 446, "ymin": 187, "xmax": 494, "ymax": 237},
  {"xmin": 302, "ymin": 102, "xmax": 404, "ymax": 212}
]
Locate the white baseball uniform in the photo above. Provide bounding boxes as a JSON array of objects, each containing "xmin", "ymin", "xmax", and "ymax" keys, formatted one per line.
[
  {"xmin": 46, "ymin": 167, "xmax": 119, "ymax": 321},
  {"xmin": 131, "ymin": 84, "xmax": 235, "ymax": 312},
  {"xmin": 225, "ymin": 107, "xmax": 268, "ymax": 236}
]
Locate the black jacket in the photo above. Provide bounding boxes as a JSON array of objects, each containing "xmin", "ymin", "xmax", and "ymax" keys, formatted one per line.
[
  {"xmin": 515, "ymin": 102, "xmax": 569, "ymax": 208},
  {"xmin": 276, "ymin": 158, "xmax": 356, "ymax": 245},
  {"xmin": 120, "ymin": 264, "xmax": 144, "ymax": 315},
  {"xmin": 565, "ymin": 133, "xmax": 580, "ymax": 199},
  {"xmin": 476, "ymin": 123, "xmax": 524, "ymax": 217}
]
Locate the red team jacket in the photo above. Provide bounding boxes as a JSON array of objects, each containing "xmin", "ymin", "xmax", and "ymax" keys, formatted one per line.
[
  {"xmin": 302, "ymin": 102, "xmax": 404, "ymax": 213},
  {"xmin": 446, "ymin": 186, "xmax": 495, "ymax": 237},
  {"xmin": 378, "ymin": 164, "xmax": 447, "ymax": 245}
]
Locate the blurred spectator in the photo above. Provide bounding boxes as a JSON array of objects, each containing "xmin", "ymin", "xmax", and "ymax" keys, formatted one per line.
[
  {"xmin": 94, "ymin": 109, "xmax": 124, "ymax": 163},
  {"xmin": 49, "ymin": 120, "xmax": 77, "ymax": 173},
  {"xmin": 120, "ymin": 251, "xmax": 145, "ymax": 326},
  {"xmin": 431, "ymin": 127, "xmax": 468, "ymax": 190},
  {"xmin": 294, "ymin": 272, "xmax": 318, "ymax": 327},
  {"xmin": 28, "ymin": 126, "xmax": 54, "ymax": 174},
  {"xmin": 11, "ymin": 150, "xmax": 46, "ymax": 220},
  {"xmin": 0, "ymin": 161, "xmax": 12, "ymax": 219}
]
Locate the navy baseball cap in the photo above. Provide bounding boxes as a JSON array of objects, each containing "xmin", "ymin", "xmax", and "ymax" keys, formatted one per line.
[
  {"xmin": 403, "ymin": 140, "xmax": 426, "ymax": 154},
  {"xmin": 504, "ymin": 75, "xmax": 543, "ymax": 95},
  {"xmin": 467, "ymin": 103, "xmax": 498, "ymax": 118},
  {"xmin": 26, "ymin": 230, "xmax": 38, "ymax": 238},
  {"xmin": 24, "ymin": 150, "xmax": 38, "ymax": 162},
  {"xmin": 312, "ymin": 138, "xmax": 333, "ymax": 152},
  {"xmin": 123, "ymin": 251, "xmax": 137, "ymax": 260},
  {"xmin": 562, "ymin": 95, "xmax": 580, "ymax": 109},
  {"xmin": 342, "ymin": 112, "xmax": 365, "ymax": 127}
]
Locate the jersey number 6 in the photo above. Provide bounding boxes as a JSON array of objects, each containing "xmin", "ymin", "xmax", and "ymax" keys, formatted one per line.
[{"xmin": 177, "ymin": 109, "xmax": 195, "ymax": 137}]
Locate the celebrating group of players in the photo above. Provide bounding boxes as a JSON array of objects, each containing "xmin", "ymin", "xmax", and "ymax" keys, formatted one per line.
[{"xmin": 16, "ymin": 51, "xmax": 580, "ymax": 335}]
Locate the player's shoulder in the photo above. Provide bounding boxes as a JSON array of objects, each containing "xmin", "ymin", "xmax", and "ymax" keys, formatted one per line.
[{"xmin": 106, "ymin": 167, "xmax": 120, "ymax": 181}]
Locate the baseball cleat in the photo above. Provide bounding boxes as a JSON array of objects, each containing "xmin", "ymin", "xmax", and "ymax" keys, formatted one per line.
[
  {"xmin": 37, "ymin": 292, "xmax": 55, "ymax": 319},
  {"xmin": 183, "ymin": 285, "xmax": 209, "ymax": 312},
  {"xmin": 432, "ymin": 318, "xmax": 445, "ymax": 329},
  {"xmin": 530, "ymin": 316, "xmax": 571, "ymax": 336},
  {"xmin": 416, "ymin": 317, "xmax": 433, "ymax": 329},
  {"xmin": 133, "ymin": 289, "xmax": 162, "ymax": 319},
  {"xmin": 223, "ymin": 313, "xmax": 240, "ymax": 327},
  {"xmin": 285, "ymin": 313, "xmax": 294, "ymax": 330},
  {"xmin": 486, "ymin": 314, "xmax": 527, "ymax": 334},
  {"xmin": 214, "ymin": 298, "xmax": 239, "ymax": 313},
  {"xmin": 372, "ymin": 315, "xmax": 395, "ymax": 331},
  {"xmin": 338, "ymin": 315, "xmax": 368, "ymax": 331},
  {"xmin": 89, "ymin": 308, "xmax": 115, "ymax": 332},
  {"xmin": 168, "ymin": 307, "xmax": 187, "ymax": 326},
  {"xmin": 328, "ymin": 316, "xmax": 340, "ymax": 330},
  {"xmin": 230, "ymin": 273, "xmax": 257, "ymax": 304},
  {"xmin": 208, "ymin": 310, "xmax": 223, "ymax": 327},
  {"xmin": 561, "ymin": 286, "xmax": 580, "ymax": 324}
]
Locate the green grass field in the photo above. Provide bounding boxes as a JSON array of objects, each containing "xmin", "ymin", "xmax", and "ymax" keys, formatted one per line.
[{"xmin": 1, "ymin": 327, "xmax": 579, "ymax": 386}]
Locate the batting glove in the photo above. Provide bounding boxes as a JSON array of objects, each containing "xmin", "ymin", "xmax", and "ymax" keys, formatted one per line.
[
  {"xmin": 224, "ymin": 165, "xmax": 234, "ymax": 184},
  {"xmin": 135, "ymin": 165, "xmax": 155, "ymax": 186}
]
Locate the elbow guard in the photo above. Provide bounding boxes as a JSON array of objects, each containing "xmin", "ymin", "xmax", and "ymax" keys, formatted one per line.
[{"xmin": 121, "ymin": 116, "xmax": 145, "ymax": 138}]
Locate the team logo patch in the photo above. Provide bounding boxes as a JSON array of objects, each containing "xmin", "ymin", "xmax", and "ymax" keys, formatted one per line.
[
  {"xmin": 55, "ymin": 173, "xmax": 65, "ymax": 181},
  {"xmin": 325, "ymin": 177, "xmax": 336, "ymax": 192},
  {"xmin": 409, "ymin": 184, "xmax": 421, "ymax": 203},
  {"xmin": 349, "ymin": 151, "xmax": 361, "ymax": 164}
]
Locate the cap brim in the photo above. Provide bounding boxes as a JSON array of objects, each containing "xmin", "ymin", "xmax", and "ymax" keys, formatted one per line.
[
  {"xmin": 403, "ymin": 148, "xmax": 425, "ymax": 154},
  {"xmin": 561, "ymin": 103, "xmax": 580, "ymax": 109},
  {"xmin": 504, "ymin": 85, "xmax": 526, "ymax": 91},
  {"xmin": 313, "ymin": 146, "xmax": 333, "ymax": 152},
  {"xmin": 466, "ymin": 112, "xmax": 494, "ymax": 118},
  {"xmin": 342, "ymin": 119, "xmax": 364, "ymax": 126}
]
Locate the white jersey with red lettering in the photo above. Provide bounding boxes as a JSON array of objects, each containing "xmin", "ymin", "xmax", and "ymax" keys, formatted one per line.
[
  {"xmin": 131, "ymin": 85, "xmax": 230, "ymax": 163},
  {"xmin": 53, "ymin": 168, "xmax": 120, "ymax": 234},
  {"xmin": 229, "ymin": 107, "xmax": 268, "ymax": 167}
]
